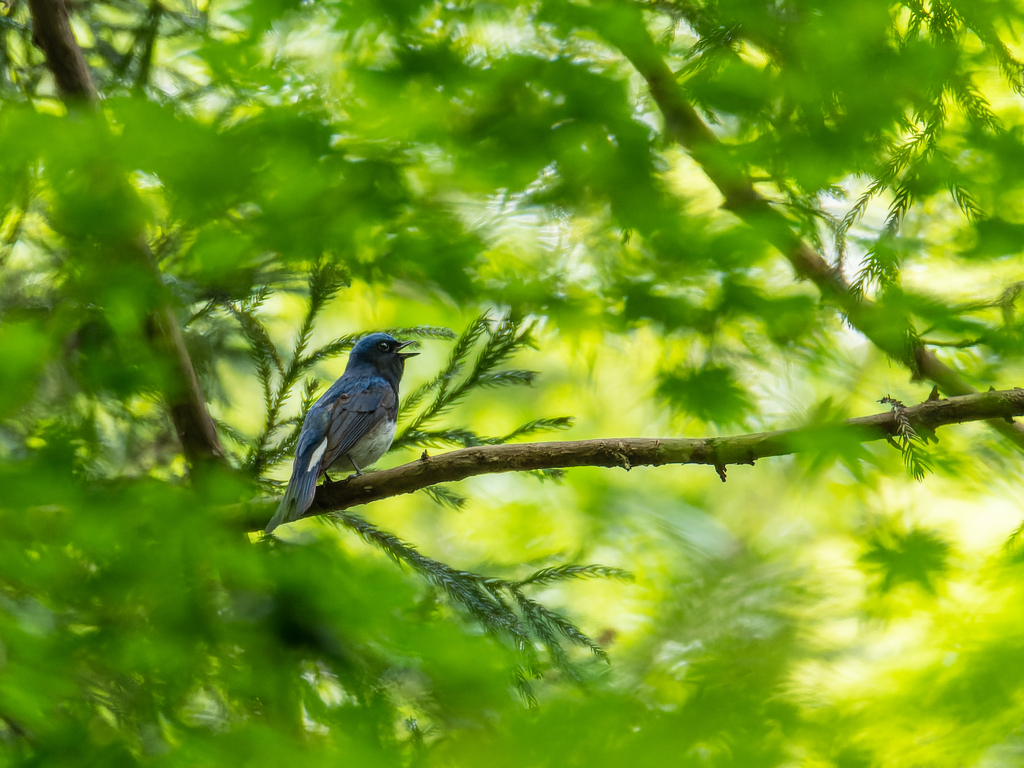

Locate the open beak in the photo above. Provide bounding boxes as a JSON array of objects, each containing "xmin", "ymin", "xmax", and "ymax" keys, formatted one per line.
[{"xmin": 396, "ymin": 340, "xmax": 419, "ymax": 359}]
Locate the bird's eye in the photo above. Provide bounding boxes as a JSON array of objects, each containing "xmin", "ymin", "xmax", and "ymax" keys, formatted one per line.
[{"xmin": 378, "ymin": 341, "xmax": 389, "ymax": 352}]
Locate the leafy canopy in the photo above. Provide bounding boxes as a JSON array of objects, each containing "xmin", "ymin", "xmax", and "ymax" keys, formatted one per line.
[{"xmin": 4, "ymin": 0, "xmax": 1024, "ymax": 766}]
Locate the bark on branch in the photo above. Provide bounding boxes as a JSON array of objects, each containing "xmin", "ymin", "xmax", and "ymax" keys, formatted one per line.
[
  {"xmin": 26, "ymin": 0, "xmax": 224, "ymax": 464},
  {"xmin": 26, "ymin": 0, "xmax": 97, "ymax": 102},
  {"xmin": 239, "ymin": 388, "xmax": 1024, "ymax": 532},
  {"xmin": 582, "ymin": 5, "xmax": 1024, "ymax": 452}
]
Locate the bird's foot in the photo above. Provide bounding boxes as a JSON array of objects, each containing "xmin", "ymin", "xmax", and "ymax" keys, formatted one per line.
[{"xmin": 346, "ymin": 455, "xmax": 364, "ymax": 480}]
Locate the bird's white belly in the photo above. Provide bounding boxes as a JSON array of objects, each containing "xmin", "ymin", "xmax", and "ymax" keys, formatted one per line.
[{"xmin": 342, "ymin": 418, "xmax": 397, "ymax": 471}]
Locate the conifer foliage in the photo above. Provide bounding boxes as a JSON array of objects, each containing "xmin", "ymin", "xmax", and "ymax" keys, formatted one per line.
[{"xmin": 5, "ymin": 0, "xmax": 1024, "ymax": 766}]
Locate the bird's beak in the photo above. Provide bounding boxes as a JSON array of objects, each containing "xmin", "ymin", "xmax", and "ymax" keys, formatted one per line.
[{"xmin": 396, "ymin": 340, "xmax": 419, "ymax": 359}]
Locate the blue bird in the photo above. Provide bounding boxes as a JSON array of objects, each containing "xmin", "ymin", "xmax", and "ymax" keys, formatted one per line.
[{"xmin": 265, "ymin": 333, "xmax": 418, "ymax": 534}]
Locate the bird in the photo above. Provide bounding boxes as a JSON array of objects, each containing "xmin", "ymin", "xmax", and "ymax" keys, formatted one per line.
[{"xmin": 265, "ymin": 332, "xmax": 418, "ymax": 534}]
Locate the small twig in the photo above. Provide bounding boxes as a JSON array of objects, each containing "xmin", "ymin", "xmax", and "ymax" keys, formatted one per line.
[
  {"xmin": 879, "ymin": 395, "xmax": 931, "ymax": 480},
  {"xmin": 920, "ymin": 338, "xmax": 982, "ymax": 348},
  {"xmin": 132, "ymin": 0, "xmax": 163, "ymax": 93}
]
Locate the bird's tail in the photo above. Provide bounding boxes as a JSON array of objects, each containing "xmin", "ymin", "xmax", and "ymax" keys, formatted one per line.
[{"xmin": 265, "ymin": 459, "xmax": 320, "ymax": 534}]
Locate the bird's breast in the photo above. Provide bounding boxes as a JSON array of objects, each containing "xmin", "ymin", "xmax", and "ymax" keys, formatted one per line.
[{"xmin": 347, "ymin": 417, "xmax": 397, "ymax": 468}]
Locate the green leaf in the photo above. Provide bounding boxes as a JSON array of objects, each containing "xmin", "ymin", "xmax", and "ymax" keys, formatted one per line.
[
  {"xmin": 859, "ymin": 521, "xmax": 952, "ymax": 595},
  {"xmin": 657, "ymin": 365, "xmax": 753, "ymax": 426}
]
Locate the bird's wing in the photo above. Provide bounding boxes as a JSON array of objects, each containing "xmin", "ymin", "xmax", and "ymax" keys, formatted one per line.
[
  {"xmin": 265, "ymin": 380, "xmax": 397, "ymax": 535},
  {"xmin": 320, "ymin": 382, "xmax": 397, "ymax": 468}
]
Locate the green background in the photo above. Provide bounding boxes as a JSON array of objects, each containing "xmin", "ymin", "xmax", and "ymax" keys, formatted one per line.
[{"xmin": 4, "ymin": 0, "xmax": 1024, "ymax": 765}]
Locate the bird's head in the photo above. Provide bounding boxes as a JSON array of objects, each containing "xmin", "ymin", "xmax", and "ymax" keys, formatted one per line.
[{"xmin": 346, "ymin": 332, "xmax": 419, "ymax": 383}]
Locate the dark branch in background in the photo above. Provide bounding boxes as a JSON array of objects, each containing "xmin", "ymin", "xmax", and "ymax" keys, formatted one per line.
[
  {"xmin": 25, "ymin": 0, "xmax": 96, "ymax": 101},
  {"xmin": 577, "ymin": 4, "xmax": 1024, "ymax": 453},
  {"xmin": 132, "ymin": 0, "xmax": 163, "ymax": 93},
  {"xmin": 236, "ymin": 388, "xmax": 1024, "ymax": 531},
  {"xmin": 155, "ymin": 300, "xmax": 225, "ymax": 462},
  {"xmin": 26, "ymin": 0, "xmax": 225, "ymax": 464}
]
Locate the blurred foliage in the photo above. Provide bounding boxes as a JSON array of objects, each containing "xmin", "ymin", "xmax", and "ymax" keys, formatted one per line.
[
  {"xmin": 4, "ymin": 0, "xmax": 1024, "ymax": 765},
  {"xmin": 859, "ymin": 516, "xmax": 951, "ymax": 596}
]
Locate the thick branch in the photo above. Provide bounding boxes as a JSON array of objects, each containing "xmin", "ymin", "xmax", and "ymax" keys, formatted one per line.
[
  {"xmin": 583, "ymin": 5, "xmax": 1024, "ymax": 452},
  {"xmin": 26, "ymin": 0, "xmax": 97, "ymax": 102},
  {"xmin": 239, "ymin": 388, "xmax": 1024, "ymax": 531},
  {"xmin": 155, "ymin": 302, "xmax": 225, "ymax": 463},
  {"xmin": 26, "ymin": 0, "xmax": 224, "ymax": 464}
]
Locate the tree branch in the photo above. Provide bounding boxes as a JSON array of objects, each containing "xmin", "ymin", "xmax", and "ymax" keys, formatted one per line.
[
  {"xmin": 154, "ymin": 300, "xmax": 225, "ymax": 463},
  {"xmin": 26, "ymin": 0, "xmax": 224, "ymax": 464},
  {"xmin": 26, "ymin": 0, "xmax": 97, "ymax": 102},
  {"xmin": 580, "ymin": 4, "xmax": 1024, "ymax": 452},
  {"xmin": 237, "ymin": 388, "xmax": 1024, "ymax": 531}
]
